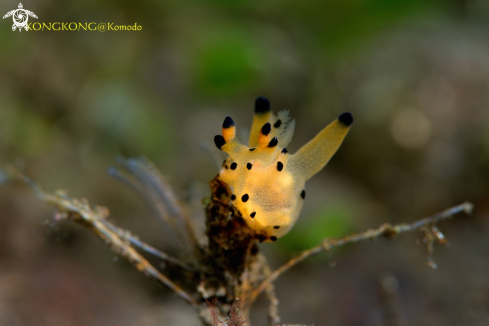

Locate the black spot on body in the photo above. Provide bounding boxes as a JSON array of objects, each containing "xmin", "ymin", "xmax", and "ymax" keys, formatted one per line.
[
  {"xmin": 247, "ymin": 163, "xmax": 252, "ymax": 170},
  {"xmin": 222, "ymin": 116, "xmax": 235, "ymax": 128},
  {"xmin": 255, "ymin": 96, "xmax": 271, "ymax": 114},
  {"xmin": 231, "ymin": 194, "xmax": 236, "ymax": 201},
  {"xmin": 270, "ymin": 236, "xmax": 277, "ymax": 242},
  {"xmin": 241, "ymin": 194, "xmax": 249, "ymax": 202},
  {"xmin": 274, "ymin": 119, "xmax": 282, "ymax": 128},
  {"xmin": 261, "ymin": 123, "xmax": 271, "ymax": 136},
  {"xmin": 230, "ymin": 162, "xmax": 237, "ymax": 170},
  {"xmin": 249, "ymin": 147, "xmax": 256, "ymax": 151},
  {"xmin": 338, "ymin": 112, "xmax": 354, "ymax": 126},
  {"xmin": 281, "ymin": 148, "xmax": 288, "ymax": 154},
  {"xmin": 301, "ymin": 190, "xmax": 306, "ymax": 199},
  {"xmin": 277, "ymin": 161, "xmax": 283, "ymax": 171},
  {"xmin": 274, "ymin": 226, "xmax": 280, "ymax": 229},
  {"xmin": 250, "ymin": 212, "xmax": 256, "ymax": 218},
  {"xmin": 214, "ymin": 135, "xmax": 225, "ymax": 150},
  {"xmin": 268, "ymin": 137, "xmax": 278, "ymax": 147}
]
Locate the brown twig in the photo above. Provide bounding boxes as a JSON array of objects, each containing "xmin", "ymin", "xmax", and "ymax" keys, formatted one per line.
[
  {"xmin": 3, "ymin": 164, "xmax": 475, "ymax": 325},
  {"xmin": 98, "ymin": 218, "xmax": 196, "ymax": 271},
  {"xmin": 251, "ymin": 202, "xmax": 473, "ymax": 302},
  {"xmin": 8, "ymin": 166, "xmax": 198, "ymax": 306}
]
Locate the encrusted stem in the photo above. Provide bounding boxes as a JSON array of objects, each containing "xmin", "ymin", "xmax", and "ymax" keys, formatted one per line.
[{"xmin": 250, "ymin": 202, "xmax": 473, "ymax": 302}]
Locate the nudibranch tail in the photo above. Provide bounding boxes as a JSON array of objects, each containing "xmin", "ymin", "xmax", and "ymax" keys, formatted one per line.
[{"xmin": 289, "ymin": 112, "xmax": 353, "ymax": 181}]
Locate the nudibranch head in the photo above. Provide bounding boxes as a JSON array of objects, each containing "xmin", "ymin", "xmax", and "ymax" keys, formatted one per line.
[{"xmin": 214, "ymin": 97, "xmax": 353, "ymax": 241}]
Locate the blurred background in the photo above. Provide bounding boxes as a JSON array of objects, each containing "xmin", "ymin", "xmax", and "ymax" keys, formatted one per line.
[{"xmin": 1, "ymin": 0, "xmax": 489, "ymax": 325}]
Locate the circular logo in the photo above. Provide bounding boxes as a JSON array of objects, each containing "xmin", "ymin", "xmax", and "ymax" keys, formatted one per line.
[{"xmin": 13, "ymin": 10, "xmax": 28, "ymax": 27}]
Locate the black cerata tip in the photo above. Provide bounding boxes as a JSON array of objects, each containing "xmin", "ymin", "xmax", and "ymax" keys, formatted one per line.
[
  {"xmin": 338, "ymin": 112, "xmax": 354, "ymax": 127},
  {"xmin": 222, "ymin": 116, "xmax": 235, "ymax": 129},
  {"xmin": 214, "ymin": 135, "xmax": 226, "ymax": 150},
  {"xmin": 261, "ymin": 122, "xmax": 271, "ymax": 136},
  {"xmin": 255, "ymin": 96, "xmax": 271, "ymax": 114},
  {"xmin": 267, "ymin": 137, "xmax": 278, "ymax": 147}
]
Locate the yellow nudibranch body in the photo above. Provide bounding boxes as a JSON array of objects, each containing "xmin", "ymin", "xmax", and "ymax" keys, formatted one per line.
[{"xmin": 214, "ymin": 97, "xmax": 353, "ymax": 242}]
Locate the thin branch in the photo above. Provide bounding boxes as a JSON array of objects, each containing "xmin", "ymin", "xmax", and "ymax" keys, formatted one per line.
[
  {"xmin": 7, "ymin": 166, "xmax": 198, "ymax": 306},
  {"xmin": 98, "ymin": 218, "xmax": 196, "ymax": 271},
  {"xmin": 251, "ymin": 202, "xmax": 473, "ymax": 302}
]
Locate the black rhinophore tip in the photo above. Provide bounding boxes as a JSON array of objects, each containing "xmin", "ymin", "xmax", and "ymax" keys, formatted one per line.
[
  {"xmin": 268, "ymin": 137, "xmax": 278, "ymax": 147},
  {"xmin": 255, "ymin": 96, "xmax": 271, "ymax": 114},
  {"xmin": 338, "ymin": 112, "xmax": 354, "ymax": 126},
  {"xmin": 222, "ymin": 116, "xmax": 235, "ymax": 129},
  {"xmin": 214, "ymin": 135, "xmax": 226, "ymax": 150},
  {"xmin": 261, "ymin": 122, "xmax": 271, "ymax": 136}
]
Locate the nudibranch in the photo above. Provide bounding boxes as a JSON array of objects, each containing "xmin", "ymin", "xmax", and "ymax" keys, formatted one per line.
[{"xmin": 214, "ymin": 97, "xmax": 353, "ymax": 242}]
